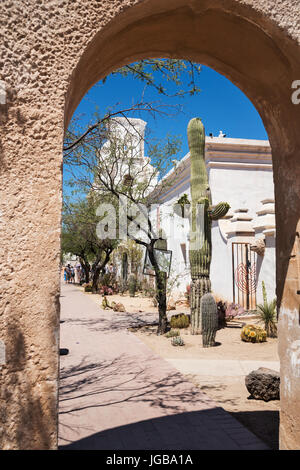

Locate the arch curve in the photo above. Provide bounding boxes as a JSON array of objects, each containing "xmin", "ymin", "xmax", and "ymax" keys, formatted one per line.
[
  {"xmin": 64, "ymin": 2, "xmax": 300, "ymax": 449},
  {"xmin": 0, "ymin": 0, "xmax": 300, "ymax": 450}
]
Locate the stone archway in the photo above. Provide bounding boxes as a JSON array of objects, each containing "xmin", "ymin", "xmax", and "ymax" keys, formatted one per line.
[{"xmin": 0, "ymin": 0, "xmax": 299, "ymax": 450}]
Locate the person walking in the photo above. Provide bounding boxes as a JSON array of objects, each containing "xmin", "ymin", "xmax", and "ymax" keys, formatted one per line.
[
  {"xmin": 70, "ymin": 266, "xmax": 75, "ymax": 284},
  {"xmin": 75, "ymin": 264, "xmax": 81, "ymax": 284},
  {"xmin": 66, "ymin": 264, "xmax": 71, "ymax": 283},
  {"xmin": 63, "ymin": 266, "xmax": 68, "ymax": 284}
]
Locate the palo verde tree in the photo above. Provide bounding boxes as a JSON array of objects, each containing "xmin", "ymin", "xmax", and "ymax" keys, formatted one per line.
[
  {"xmin": 63, "ymin": 58, "xmax": 202, "ymax": 332},
  {"xmin": 64, "ymin": 118, "xmax": 182, "ymax": 334},
  {"xmin": 63, "ymin": 59, "xmax": 201, "ymax": 153}
]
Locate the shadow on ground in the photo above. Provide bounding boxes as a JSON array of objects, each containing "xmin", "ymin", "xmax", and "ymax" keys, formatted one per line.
[
  {"xmin": 59, "ymin": 408, "xmax": 266, "ymax": 450},
  {"xmin": 229, "ymin": 410, "xmax": 279, "ymax": 450},
  {"xmin": 59, "ymin": 355, "xmax": 207, "ymax": 416},
  {"xmin": 193, "ymin": 381, "xmax": 279, "ymax": 449},
  {"xmin": 62, "ymin": 312, "xmax": 158, "ymax": 332},
  {"xmin": 59, "ymin": 356, "xmax": 269, "ymax": 450}
]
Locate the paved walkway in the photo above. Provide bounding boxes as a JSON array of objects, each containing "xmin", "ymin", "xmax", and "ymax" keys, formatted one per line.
[{"xmin": 59, "ymin": 283, "xmax": 268, "ymax": 450}]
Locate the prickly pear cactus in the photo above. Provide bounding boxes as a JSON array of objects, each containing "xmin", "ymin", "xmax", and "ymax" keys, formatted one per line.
[
  {"xmin": 187, "ymin": 118, "xmax": 230, "ymax": 334},
  {"xmin": 171, "ymin": 336, "xmax": 185, "ymax": 347},
  {"xmin": 201, "ymin": 293, "xmax": 218, "ymax": 347}
]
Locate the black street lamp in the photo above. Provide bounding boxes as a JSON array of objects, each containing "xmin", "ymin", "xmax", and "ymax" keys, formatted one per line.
[{"xmin": 143, "ymin": 247, "xmax": 172, "ymax": 278}]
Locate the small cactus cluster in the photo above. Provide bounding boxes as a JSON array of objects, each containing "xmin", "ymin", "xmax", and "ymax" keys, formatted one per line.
[
  {"xmin": 201, "ymin": 293, "xmax": 218, "ymax": 347},
  {"xmin": 171, "ymin": 336, "xmax": 185, "ymax": 347},
  {"xmin": 170, "ymin": 313, "xmax": 190, "ymax": 329},
  {"xmin": 165, "ymin": 329, "xmax": 180, "ymax": 338},
  {"xmin": 111, "ymin": 301, "xmax": 126, "ymax": 312},
  {"xmin": 187, "ymin": 118, "xmax": 230, "ymax": 334},
  {"xmin": 241, "ymin": 324, "xmax": 267, "ymax": 343},
  {"xmin": 83, "ymin": 283, "xmax": 93, "ymax": 292}
]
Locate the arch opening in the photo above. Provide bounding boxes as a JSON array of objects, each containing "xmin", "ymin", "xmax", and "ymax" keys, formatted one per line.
[{"xmin": 62, "ymin": 0, "xmax": 300, "ymax": 450}]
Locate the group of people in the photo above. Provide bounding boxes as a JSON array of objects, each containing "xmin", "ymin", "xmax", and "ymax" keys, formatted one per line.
[
  {"xmin": 63, "ymin": 264, "xmax": 84, "ymax": 284},
  {"xmin": 62, "ymin": 261, "xmax": 116, "ymax": 285}
]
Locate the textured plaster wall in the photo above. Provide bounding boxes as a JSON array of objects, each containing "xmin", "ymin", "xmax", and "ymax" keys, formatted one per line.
[
  {"xmin": 209, "ymin": 164, "xmax": 275, "ymax": 303},
  {"xmin": 0, "ymin": 0, "xmax": 300, "ymax": 449},
  {"xmin": 256, "ymin": 236, "xmax": 276, "ymax": 304}
]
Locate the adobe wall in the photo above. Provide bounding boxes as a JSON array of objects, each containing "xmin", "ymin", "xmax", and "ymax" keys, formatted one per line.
[{"xmin": 0, "ymin": 0, "xmax": 299, "ymax": 449}]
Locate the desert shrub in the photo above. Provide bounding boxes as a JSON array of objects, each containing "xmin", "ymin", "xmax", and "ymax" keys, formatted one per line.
[
  {"xmin": 171, "ymin": 336, "xmax": 185, "ymax": 346},
  {"xmin": 119, "ymin": 281, "xmax": 128, "ymax": 294},
  {"xmin": 129, "ymin": 275, "xmax": 137, "ymax": 297},
  {"xmin": 112, "ymin": 281, "xmax": 119, "ymax": 293},
  {"xmin": 135, "ymin": 280, "xmax": 143, "ymax": 292},
  {"xmin": 102, "ymin": 296, "xmax": 110, "ymax": 309},
  {"xmin": 99, "ymin": 285, "xmax": 114, "ymax": 295},
  {"xmin": 111, "ymin": 302, "xmax": 126, "ymax": 312},
  {"xmin": 241, "ymin": 324, "xmax": 267, "ymax": 343},
  {"xmin": 184, "ymin": 284, "xmax": 190, "ymax": 306},
  {"xmin": 165, "ymin": 329, "xmax": 180, "ymax": 338},
  {"xmin": 257, "ymin": 281, "xmax": 277, "ymax": 338},
  {"xmin": 257, "ymin": 300, "xmax": 277, "ymax": 338},
  {"xmin": 216, "ymin": 300, "xmax": 227, "ymax": 329},
  {"xmin": 170, "ymin": 313, "xmax": 190, "ymax": 329},
  {"xmin": 100, "ymin": 273, "xmax": 113, "ymax": 287},
  {"xmin": 98, "ymin": 273, "xmax": 119, "ymax": 294},
  {"xmin": 142, "ymin": 282, "xmax": 156, "ymax": 298},
  {"xmin": 84, "ymin": 284, "xmax": 92, "ymax": 292},
  {"xmin": 226, "ymin": 302, "xmax": 244, "ymax": 320}
]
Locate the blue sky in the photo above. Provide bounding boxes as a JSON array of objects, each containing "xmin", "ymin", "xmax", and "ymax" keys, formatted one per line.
[{"xmin": 65, "ymin": 62, "xmax": 268, "ymax": 195}]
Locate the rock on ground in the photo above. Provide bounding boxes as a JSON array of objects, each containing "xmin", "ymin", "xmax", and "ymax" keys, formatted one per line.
[{"xmin": 245, "ymin": 367, "xmax": 280, "ymax": 402}]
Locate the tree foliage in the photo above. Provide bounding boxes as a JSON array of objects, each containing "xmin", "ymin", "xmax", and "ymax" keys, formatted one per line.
[
  {"xmin": 111, "ymin": 59, "xmax": 201, "ymax": 97},
  {"xmin": 63, "ymin": 58, "xmax": 202, "ymax": 331},
  {"xmin": 62, "ymin": 196, "xmax": 117, "ymax": 291}
]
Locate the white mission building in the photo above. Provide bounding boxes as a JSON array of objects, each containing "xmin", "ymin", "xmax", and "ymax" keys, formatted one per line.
[
  {"xmin": 102, "ymin": 118, "xmax": 276, "ymax": 310},
  {"xmin": 149, "ymin": 132, "xmax": 276, "ymax": 309}
]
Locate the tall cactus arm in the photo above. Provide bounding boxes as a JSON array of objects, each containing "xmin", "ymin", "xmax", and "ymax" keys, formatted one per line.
[
  {"xmin": 187, "ymin": 118, "xmax": 207, "ymax": 202},
  {"xmin": 210, "ymin": 202, "xmax": 230, "ymax": 220},
  {"xmin": 188, "ymin": 118, "xmax": 212, "ymax": 335}
]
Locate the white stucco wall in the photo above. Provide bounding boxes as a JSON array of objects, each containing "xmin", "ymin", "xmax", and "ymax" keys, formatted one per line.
[
  {"xmin": 255, "ymin": 235, "xmax": 276, "ymax": 304},
  {"xmin": 209, "ymin": 165, "xmax": 274, "ymax": 302}
]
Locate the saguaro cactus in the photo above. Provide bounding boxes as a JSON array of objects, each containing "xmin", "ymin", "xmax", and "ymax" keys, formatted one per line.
[
  {"xmin": 188, "ymin": 118, "xmax": 230, "ymax": 334},
  {"xmin": 201, "ymin": 293, "xmax": 218, "ymax": 347}
]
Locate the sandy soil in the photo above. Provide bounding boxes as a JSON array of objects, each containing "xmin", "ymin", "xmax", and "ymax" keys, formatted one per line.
[
  {"xmin": 78, "ymin": 287, "xmax": 191, "ymax": 319},
  {"xmin": 79, "ymin": 286, "xmax": 280, "ymax": 449},
  {"xmin": 133, "ymin": 323, "xmax": 279, "ymax": 361},
  {"xmin": 81, "ymin": 288, "xmax": 162, "ymax": 313}
]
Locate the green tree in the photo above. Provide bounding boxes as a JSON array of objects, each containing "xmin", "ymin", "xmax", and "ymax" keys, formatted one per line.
[
  {"xmin": 62, "ymin": 196, "xmax": 117, "ymax": 292},
  {"xmin": 63, "ymin": 59, "xmax": 201, "ymax": 153},
  {"xmin": 64, "ymin": 118, "xmax": 181, "ymax": 334},
  {"xmin": 63, "ymin": 58, "xmax": 202, "ymax": 333}
]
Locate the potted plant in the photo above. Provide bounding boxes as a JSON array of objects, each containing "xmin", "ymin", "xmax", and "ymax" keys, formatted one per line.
[{"xmin": 174, "ymin": 193, "xmax": 190, "ymax": 218}]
